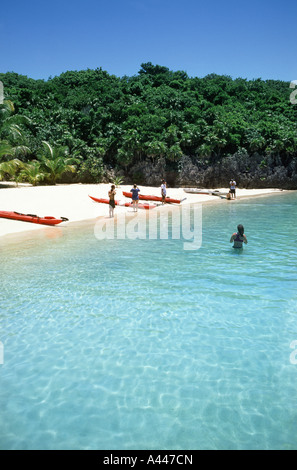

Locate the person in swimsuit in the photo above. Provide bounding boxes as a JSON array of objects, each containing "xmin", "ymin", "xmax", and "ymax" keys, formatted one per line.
[
  {"xmin": 161, "ymin": 179, "xmax": 167, "ymax": 204},
  {"xmin": 230, "ymin": 224, "xmax": 248, "ymax": 248},
  {"xmin": 130, "ymin": 184, "xmax": 140, "ymax": 212},
  {"xmin": 108, "ymin": 184, "xmax": 116, "ymax": 218},
  {"xmin": 229, "ymin": 179, "xmax": 236, "ymax": 199}
]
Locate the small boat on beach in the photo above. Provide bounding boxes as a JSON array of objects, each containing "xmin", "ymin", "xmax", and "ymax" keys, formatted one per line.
[
  {"xmin": 89, "ymin": 195, "xmax": 156, "ymax": 210},
  {"xmin": 0, "ymin": 211, "xmax": 69, "ymax": 226},
  {"xmin": 183, "ymin": 189, "xmax": 211, "ymax": 195},
  {"xmin": 122, "ymin": 191, "xmax": 182, "ymax": 204},
  {"xmin": 183, "ymin": 188, "xmax": 228, "ymax": 198}
]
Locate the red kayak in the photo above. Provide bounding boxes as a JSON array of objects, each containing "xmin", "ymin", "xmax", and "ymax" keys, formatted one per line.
[
  {"xmin": 89, "ymin": 195, "xmax": 156, "ymax": 210},
  {"xmin": 0, "ymin": 211, "xmax": 69, "ymax": 226},
  {"xmin": 122, "ymin": 191, "xmax": 182, "ymax": 204}
]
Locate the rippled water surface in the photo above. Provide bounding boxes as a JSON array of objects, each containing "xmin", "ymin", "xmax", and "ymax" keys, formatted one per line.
[{"xmin": 1, "ymin": 192, "xmax": 297, "ymax": 450}]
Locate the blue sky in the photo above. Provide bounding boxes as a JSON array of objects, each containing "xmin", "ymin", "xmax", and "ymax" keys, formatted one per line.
[{"xmin": 1, "ymin": 0, "xmax": 296, "ymax": 81}]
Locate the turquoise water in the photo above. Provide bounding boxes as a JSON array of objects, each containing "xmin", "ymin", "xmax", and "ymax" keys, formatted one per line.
[{"xmin": 1, "ymin": 192, "xmax": 297, "ymax": 450}]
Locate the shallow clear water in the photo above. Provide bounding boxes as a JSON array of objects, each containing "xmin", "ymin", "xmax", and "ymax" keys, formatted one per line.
[{"xmin": 1, "ymin": 192, "xmax": 297, "ymax": 450}]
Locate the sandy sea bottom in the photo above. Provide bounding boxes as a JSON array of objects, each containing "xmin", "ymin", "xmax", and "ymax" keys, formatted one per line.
[{"xmin": 1, "ymin": 192, "xmax": 297, "ymax": 450}]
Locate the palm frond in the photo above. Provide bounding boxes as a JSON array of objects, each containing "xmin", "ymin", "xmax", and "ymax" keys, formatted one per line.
[
  {"xmin": 19, "ymin": 161, "xmax": 45, "ymax": 186},
  {"xmin": 0, "ymin": 100, "xmax": 15, "ymax": 114},
  {"xmin": 0, "ymin": 158, "xmax": 24, "ymax": 181},
  {"xmin": 0, "ymin": 141, "xmax": 14, "ymax": 159},
  {"xmin": 41, "ymin": 141, "xmax": 54, "ymax": 159}
]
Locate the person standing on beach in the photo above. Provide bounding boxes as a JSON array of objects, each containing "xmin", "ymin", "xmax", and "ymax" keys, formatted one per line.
[
  {"xmin": 130, "ymin": 184, "xmax": 140, "ymax": 212},
  {"xmin": 161, "ymin": 179, "xmax": 167, "ymax": 204},
  {"xmin": 108, "ymin": 184, "xmax": 116, "ymax": 218},
  {"xmin": 229, "ymin": 179, "xmax": 237, "ymax": 199},
  {"xmin": 230, "ymin": 224, "xmax": 247, "ymax": 248}
]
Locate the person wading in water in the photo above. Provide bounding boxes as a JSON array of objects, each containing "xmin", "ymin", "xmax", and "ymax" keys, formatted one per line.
[{"xmin": 230, "ymin": 224, "xmax": 248, "ymax": 248}]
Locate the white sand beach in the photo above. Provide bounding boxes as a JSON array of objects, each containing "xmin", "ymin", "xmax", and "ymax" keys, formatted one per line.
[{"xmin": 0, "ymin": 182, "xmax": 286, "ymax": 239}]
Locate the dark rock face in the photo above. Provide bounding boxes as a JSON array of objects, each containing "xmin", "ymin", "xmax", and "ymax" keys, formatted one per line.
[{"xmin": 129, "ymin": 153, "xmax": 297, "ymax": 189}]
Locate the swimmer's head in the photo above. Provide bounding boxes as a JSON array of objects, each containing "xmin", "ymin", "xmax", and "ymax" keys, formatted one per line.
[{"xmin": 237, "ymin": 224, "xmax": 244, "ymax": 236}]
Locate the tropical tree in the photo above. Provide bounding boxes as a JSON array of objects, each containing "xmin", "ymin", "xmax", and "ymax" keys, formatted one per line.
[
  {"xmin": 0, "ymin": 141, "xmax": 15, "ymax": 160},
  {"xmin": 0, "ymin": 158, "xmax": 24, "ymax": 185},
  {"xmin": 116, "ymin": 148, "xmax": 134, "ymax": 170},
  {"xmin": 121, "ymin": 129, "xmax": 142, "ymax": 161},
  {"xmin": 0, "ymin": 100, "xmax": 31, "ymax": 159},
  {"xmin": 112, "ymin": 176, "xmax": 124, "ymax": 187},
  {"xmin": 145, "ymin": 140, "xmax": 167, "ymax": 163},
  {"xmin": 166, "ymin": 143, "xmax": 183, "ymax": 162},
  {"xmin": 198, "ymin": 143, "xmax": 213, "ymax": 160},
  {"xmin": 0, "ymin": 102, "xmax": 31, "ymax": 184},
  {"xmin": 2, "ymin": 67, "xmax": 297, "ymax": 187},
  {"xmin": 19, "ymin": 161, "xmax": 45, "ymax": 186},
  {"xmin": 38, "ymin": 141, "xmax": 78, "ymax": 184}
]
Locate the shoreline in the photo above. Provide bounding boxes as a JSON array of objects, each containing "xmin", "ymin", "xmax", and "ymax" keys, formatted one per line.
[{"xmin": 0, "ymin": 183, "xmax": 291, "ymax": 242}]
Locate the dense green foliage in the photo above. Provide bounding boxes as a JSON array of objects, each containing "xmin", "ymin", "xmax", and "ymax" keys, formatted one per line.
[{"xmin": 1, "ymin": 63, "xmax": 297, "ymax": 187}]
